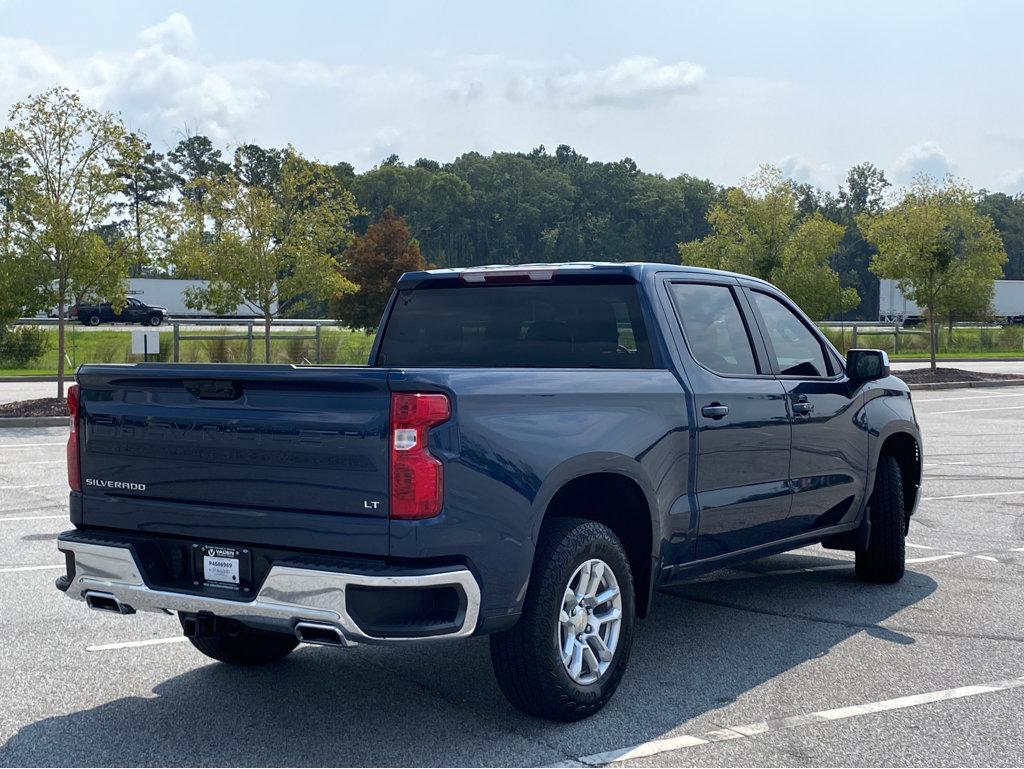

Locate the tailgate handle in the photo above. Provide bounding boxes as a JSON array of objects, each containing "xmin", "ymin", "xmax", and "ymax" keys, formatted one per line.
[{"xmin": 184, "ymin": 380, "xmax": 241, "ymax": 400}]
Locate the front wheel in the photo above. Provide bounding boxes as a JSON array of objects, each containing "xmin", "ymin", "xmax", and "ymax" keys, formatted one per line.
[
  {"xmin": 87, "ymin": 314, "xmax": 101, "ymax": 326},
  {"xmin": 148, "ymin": 315, "xmax": 163, "ymax": 326},
  {"xmin": 856, "ymin": 454, "xmax": 906, "ymax": 583},
  {"xmin": 490, "ymin": 518, "xmax": 635, "ymax": 721}
]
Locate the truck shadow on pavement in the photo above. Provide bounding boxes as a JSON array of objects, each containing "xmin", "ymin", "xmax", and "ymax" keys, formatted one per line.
[{"xmin": 4, "ymin": 552, "xmax": 937, "ymax": 767}]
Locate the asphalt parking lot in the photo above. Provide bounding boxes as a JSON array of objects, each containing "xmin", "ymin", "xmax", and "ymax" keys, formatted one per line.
[{"xmin": 1, "ymin": 385, "xmax": 1022, "ymax": 767}]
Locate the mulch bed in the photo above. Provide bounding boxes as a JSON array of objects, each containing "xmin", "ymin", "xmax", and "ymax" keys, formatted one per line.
[
  {"xmin": 895, "ymin": 367, "xmax": 1024, "ymax": 384},
  {"xmin": 0, "ymin": 398, "xmax": 69, "ymax": 418}
]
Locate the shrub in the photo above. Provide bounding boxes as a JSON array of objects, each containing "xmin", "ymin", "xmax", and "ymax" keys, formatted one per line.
[{"xmin": 0, "ymin": 325, "xmax": 53, "ymax": 367}]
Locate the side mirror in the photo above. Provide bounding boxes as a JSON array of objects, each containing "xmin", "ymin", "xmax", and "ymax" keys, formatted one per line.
[{"xmin": 846, "ymin": 348, "xmax": 890, "ymax": 383}]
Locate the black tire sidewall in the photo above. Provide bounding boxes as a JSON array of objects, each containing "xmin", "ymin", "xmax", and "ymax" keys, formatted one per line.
[
  {"xmin": 548, "ymin": 534, "xmax": 635, "ymax": 704},
  {"xmin": 490, "ymin": 517, "xmax": 637, "ymax": 720}
]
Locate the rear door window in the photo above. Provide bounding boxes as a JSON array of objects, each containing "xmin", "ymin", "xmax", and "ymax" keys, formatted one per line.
[
  {"xmin": 668, "ymin": 283, "xmax": 760, "ymax": 376},
  {"xmin": 376, "ymin": 282, "xmax": 655, "ymax": 368}
]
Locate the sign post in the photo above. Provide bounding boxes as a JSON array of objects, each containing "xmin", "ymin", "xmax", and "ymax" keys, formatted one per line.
[{"xmin": 131, "ymin": 329, "xmax": 160, "ymax": 362}]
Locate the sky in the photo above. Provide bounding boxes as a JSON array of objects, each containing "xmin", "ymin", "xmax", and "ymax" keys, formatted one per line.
[{"xmin": 1, "ymin": 0, "xmax": 1023, "ymax": 193}]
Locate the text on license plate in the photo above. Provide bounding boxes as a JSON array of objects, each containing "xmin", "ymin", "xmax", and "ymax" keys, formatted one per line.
[{"xmin": 203, "ymin": 555, "xmax": 239, "ymax": 584}]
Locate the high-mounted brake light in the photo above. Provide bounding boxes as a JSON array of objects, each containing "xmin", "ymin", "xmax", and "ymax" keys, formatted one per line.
[
  {"xmin": 390, "ymin": 393, "xmax": 450, "ymax": 519},
  {"xmin": 67, "ymin": 384, "xmax": 81, "ymax": 492},
  {"xmin": 461, "ymin": 269, "xmax": 555, "ymax": 284}
]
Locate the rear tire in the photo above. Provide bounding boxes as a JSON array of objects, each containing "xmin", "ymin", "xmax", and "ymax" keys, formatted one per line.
[
  {"xmin": 855, "ymin": 454, "xmax": 906, "ymax": 583},
  {"xmin": 181, "ymin": 617, "xmax": 298, "ymax": 666},
  {"xmin": 490, "ymin": 517, "xmax": 635, "ymax": 721}
]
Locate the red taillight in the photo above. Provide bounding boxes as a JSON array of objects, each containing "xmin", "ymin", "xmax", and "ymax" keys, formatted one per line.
[
  {"xmin": 67, "ymin": 384, "xmax": 81, "ymax": 492},
  {"xmin": 390, "ymin": 392, "xmax": 450, "ymax": 520}
]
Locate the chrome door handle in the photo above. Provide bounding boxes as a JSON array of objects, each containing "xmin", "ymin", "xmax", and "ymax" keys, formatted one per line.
[
  {"xmin": 701, "ymin": 403, "xmax": 729, "ymax": 420},
  {"xmin": 792, "ymin": 401, "xmax": 814, "ymax": 414}
]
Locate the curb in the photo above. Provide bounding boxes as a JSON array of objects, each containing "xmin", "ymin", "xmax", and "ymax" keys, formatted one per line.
[
  {"xmin": 0, "ymin": 416, "xmax": 69, "ymax": 428},
  {"xmin": 907, "ymin": 379, "xmax": 1024, "ymax": 391},
  {"xmin": 0, "ymin": 376, "xmax": 59, "ymax": 382}
]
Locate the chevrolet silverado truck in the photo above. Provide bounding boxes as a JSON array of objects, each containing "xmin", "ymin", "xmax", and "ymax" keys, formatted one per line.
[{"xmin": 56, "ymin": 263, "xmax": 922, "ymax": 720}]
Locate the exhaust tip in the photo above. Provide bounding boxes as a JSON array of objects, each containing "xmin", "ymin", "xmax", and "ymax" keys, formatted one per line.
[
  {"xmin": 85, "ymin": 591, "xmax": 135, "ymax": 615},
  {"xmin": 294, "ymin": 621, "xmax": 351, "ymax": 647}
]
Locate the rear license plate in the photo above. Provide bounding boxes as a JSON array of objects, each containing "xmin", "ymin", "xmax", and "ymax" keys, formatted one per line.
[{"xmin": 193, "ymin": 544, "xmax": 251, "ymax": 593}]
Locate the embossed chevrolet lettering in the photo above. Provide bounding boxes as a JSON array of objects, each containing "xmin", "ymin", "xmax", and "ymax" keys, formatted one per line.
[{"xmin": 85, "ymin": 478, "xmax": 147, "ymax": 491}]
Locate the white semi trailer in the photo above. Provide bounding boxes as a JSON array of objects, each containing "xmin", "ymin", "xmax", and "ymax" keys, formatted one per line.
[
  {"xmin": 879, "ymin": 278, "xmax": 1024, "ymax": 325},
  {"xmin": 124, "ymin": 279, "xmax": 266, "ymax": 318},
  {"xmin": 38, "ymin": 279, "xmax": 270, "ymax": 319}
]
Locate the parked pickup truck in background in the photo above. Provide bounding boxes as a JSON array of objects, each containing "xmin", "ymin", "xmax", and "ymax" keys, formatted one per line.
[
  {"xmin": 56, "ymin": 263, "xmax": 922, "ymax": 720},
  {"xmin": 72, "ymin": 297, "xmax": 168, "ymax": 326}
]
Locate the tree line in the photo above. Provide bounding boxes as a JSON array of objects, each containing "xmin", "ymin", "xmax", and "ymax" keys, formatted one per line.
[{"xmin": 2, "ymin": 86, "xmax": 1022, "ymax": 392}]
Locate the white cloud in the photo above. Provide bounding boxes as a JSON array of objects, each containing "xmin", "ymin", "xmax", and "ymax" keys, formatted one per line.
[
  {"xmin": 778, "ymin": 153, "xmax": 836, "ymax": 188},
  {"xmin": 512, "ymin": 56, "xmax": 705, "ymax": 107},
  {"xmin": 0, "ymin": 19, "xmax": 714, "ymax": 167},
  {"xmin": 997, "ymin": 168, "xmax": 1024, "ymax": 194},
  {"xmin": 138, "ymin": 12, "xmax": 195, "ymax": 54},
  {"xmin": 893, "ymin": 140, "xmax": 957, "ymax": 182}
]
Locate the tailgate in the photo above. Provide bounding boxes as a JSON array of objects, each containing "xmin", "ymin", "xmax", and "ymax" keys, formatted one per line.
[{"xmin": 76, "ymin": 364, "xmax": 391, "ymax": 556}]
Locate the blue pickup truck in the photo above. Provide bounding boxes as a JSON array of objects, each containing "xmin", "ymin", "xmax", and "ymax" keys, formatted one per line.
[{"xmin": 56, "ymin": 263, "xmax": 921, "ymax": 720}]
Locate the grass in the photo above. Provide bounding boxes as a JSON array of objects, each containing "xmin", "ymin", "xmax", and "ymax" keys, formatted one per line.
[
  {"xmin": 820, "ymin": 324, "xmax": 1024, "ymax": 358},
  {"xmin": 0, "ymin": 326, "xmax": 376, "ymax": 377},
  {"xmin": 4, "ymin": 322, "xmax": 1023, "ymax": 378}
]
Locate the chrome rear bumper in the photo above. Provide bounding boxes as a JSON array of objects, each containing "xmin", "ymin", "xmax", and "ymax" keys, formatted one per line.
[{"xmin": 57, "ymin": 539, "xmax": 480, "ymax": 645}]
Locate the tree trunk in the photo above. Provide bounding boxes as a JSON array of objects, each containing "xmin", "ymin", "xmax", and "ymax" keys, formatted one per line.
[
  {"xmin": 928, "ymin": 310, "xmax": 937, "ymax": 371},
  {"xmin": 264, "ymin": 314, "xmax": 272, "ymax": 363},
  {"xmin": 56, "ymin": 290, "xmax": 66, "ymax": 401}
]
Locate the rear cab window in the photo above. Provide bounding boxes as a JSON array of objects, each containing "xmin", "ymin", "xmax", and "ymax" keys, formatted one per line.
[{"xmin": 376, "ymin": 279, "xmax": 655, "ymax": 368}]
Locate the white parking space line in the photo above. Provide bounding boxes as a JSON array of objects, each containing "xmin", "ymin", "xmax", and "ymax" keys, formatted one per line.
[
  {"xmin": 0, "ymin": 443, "xmax": 65, "ymax": 449},
  {"xmin": 923, "ymin": 490, "xmax": 1024, "ymax": 501},
  {"xmin": 914, "ymin": 392, "xmax": 1024, "ymax": 404},
  {"xmin": 577, "ymin": 675, "xmax": 1024, "ymax": 766},
  {"xmin": 0, "ymin": 483, "xmax": 64, "ymax": 490},
  {"xmin": 0, "ymin": 564, "xmax": 63, "ymax": 573},
  {"xmin": 973, "ymin": 555, "xmax": 1000, "ymax": 562},
  {"xmin": 87, "ymin": 636, "xmax": 190, "ymax": 652},
  {"xmin": 0, "ymin": 460, "xmax": 64, "ymax": 466},
  {"xmin": 0, "ymin": 514, "xmax": 65, "ymax": 523},
  {"xmin": 906, "ymin": 542, "xmax": 937, "ymax": 549},
  {"xmin": 907, "ymin": 552, "xmax": 965, "ymax": 564},
  {"xmin": 921, "ymin": 405, "xmax": 1024, "ymax": 415}
]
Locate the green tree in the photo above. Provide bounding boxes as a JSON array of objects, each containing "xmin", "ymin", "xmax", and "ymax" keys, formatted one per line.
[
  {"xmin": 332, "ymin": 207, "xmax": 425, "ymax": 331},
  {"xmin": 112, "ymin": 133, "xmax": 174, "ymax": 276},
  {"xmin": 679, "ymin": 165, "xmax": 858, "ymax": 318},
  {"xmin": 173, "ymin": 150, "xmax": 359, "ymax": 361},
  {"xmin": 2, "ymin": 86, "xmax": 132, "ymax": 397},
  {"xmin": 859, "ymin": 178, "xmax": 1007, "ymax": 369},
  {"xmin": 166, "ymin": 133, "xmax": 230, "ymax": 208},
  {"xmin": 978, "ymin": 192, "xmax": 1024, "ymax": 280}
]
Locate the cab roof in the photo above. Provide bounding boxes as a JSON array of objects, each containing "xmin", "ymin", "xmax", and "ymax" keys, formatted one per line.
[{"xmin": 396, "ymin": 262, "xmax": 774, "ymax": 289}]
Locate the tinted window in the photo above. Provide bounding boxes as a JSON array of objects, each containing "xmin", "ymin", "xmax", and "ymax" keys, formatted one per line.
[
  {"xmin": 751, "ymin": 291, "xmax": 829, "ymax": 377},
  {"xmin": 376, "ymin": 283, "xmax": 654, "ymax": 368},
  {"xmin": 668, "ymin": 283, "xmax": 758, "ymax": 375}
]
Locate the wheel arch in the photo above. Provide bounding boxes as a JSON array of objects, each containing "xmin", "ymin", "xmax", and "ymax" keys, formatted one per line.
[
  {"xmin": 877, "ymin": 429, "xmax": 922, "ymax": 520},
  {"xmin": 533, "ymin": 459, "xmax": 659, "ymax": 618}
]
